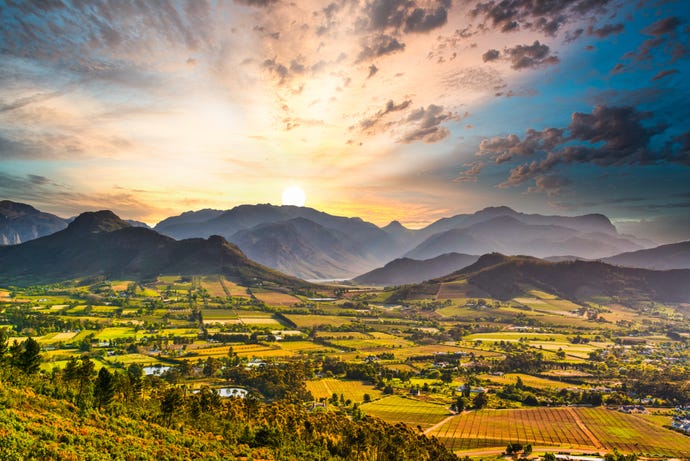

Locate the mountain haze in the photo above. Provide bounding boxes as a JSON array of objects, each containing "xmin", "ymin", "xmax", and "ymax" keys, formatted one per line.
[
  {"xmin": 406, "ymin": 210, "xmax": 650, "ymax": 261},
  {"xmin": 152, "ymin": 204, "xmax": 656, "ymax": 279},
  {"xmin": 155, "ymin": 204, "xmax": 402, "ymax": 279}
]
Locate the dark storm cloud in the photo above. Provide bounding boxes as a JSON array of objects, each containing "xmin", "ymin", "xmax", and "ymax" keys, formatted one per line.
[
  {"xmin": 586, "ymin": 23, "xmax": 624, "ymax": 38},
  {"xmin": 399, "ymin": 104, "xmax": 458, "ymax": 143},
  {"xmin": 651, "ymin": 69, "xmax": 679, "ymax": 81},
  {"xmin": 470, "ymin": 0, "xmax": 612, "ymax": 36},
  {"xmin": 460, "ymin": 105, "xmax": 682, "ymax": 188},
  {"xmin": 504, "ymin": 41, "xmax": 559, "ymax": 70},
  {"xmin": 356, "ymin": 34, "xmax": 406, "ymax": 61},
  {"xmin": 482, "ymin": 49, "xmax": 500, "ymax": 62}
]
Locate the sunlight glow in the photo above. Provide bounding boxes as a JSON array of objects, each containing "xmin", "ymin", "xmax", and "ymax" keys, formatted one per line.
[{"xmin": 281, "ymin": 186, "xmax": 306, "ymax": 207}]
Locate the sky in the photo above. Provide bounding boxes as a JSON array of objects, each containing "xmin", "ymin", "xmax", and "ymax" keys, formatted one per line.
[{"xmin": 0, "ymin": 0, "xmax": 689, "ymax": 242}]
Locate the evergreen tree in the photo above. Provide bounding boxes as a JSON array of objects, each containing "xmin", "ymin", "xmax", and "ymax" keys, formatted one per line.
[
  {"xmin": 18, "ymin": 336, "xmax": 41, "ymax": 374},
  {"xmin": 127, "ymin": 363, "xmax": 144, "ymax": 399},
  {"xmin": 94, "ymin": 367, "xmax": 115, "ymax": 409}
]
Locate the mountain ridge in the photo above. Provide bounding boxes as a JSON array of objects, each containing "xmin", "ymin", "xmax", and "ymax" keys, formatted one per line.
[{"xmin": 0, "ymin": 210, "xmax": 306, "ymax": 287}]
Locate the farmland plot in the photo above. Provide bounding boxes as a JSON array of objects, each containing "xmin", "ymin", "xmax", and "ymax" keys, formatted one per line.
[
  {"xmin": 361, "ymin": 395, "xmax": 451, "ymax": 430},
  {"xmin": 575, "ymin": 407, "xmax": 690, "ymax": 458},
  {"xmin": 429, "ymin": 407, "xmax": 593, "ymax": 451},
  {"xmin": 306, "ymin": 378, "xmax": 382, "ymax": 403}
]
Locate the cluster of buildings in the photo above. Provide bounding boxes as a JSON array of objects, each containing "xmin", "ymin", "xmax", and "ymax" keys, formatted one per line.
[{"xmin": 672, "ymin": 406, "xmax": 690, "ymax": 433}]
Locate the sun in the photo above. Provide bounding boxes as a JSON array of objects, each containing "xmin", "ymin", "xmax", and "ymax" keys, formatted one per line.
[{"xmin": 281, "ymin": 186, "xmax": 306, "ymax": 207}]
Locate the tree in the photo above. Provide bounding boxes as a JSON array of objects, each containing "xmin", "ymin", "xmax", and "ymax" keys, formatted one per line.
[
  {"xmin": 76, "ymin": 356, "xmax": 96, "ymax": 408},
  {"xmin": 452, "ymin": 396, "xmax": 467, "ymax": 412},
  {"xmin": 0, "ymin": 328, "xmax": 9, "ymax": 367},
  {"xmin": 473, "ymin": 391, "xmax": 489, "ymax": 409},
  {"xmin": 523, "ymin": 443, "xmax": 532, "ymax": 456},
  {"xmin": 543, "ymin": 453, "xmax": 556, "ymax": 461},
  {"xmin": 18, "ymin": 336, "xmax": 41, "ymax": 374},
  {"xmin": 161, "ymin": 386, "xmax": 184, "ymax": 426},
  {"xmin": 94, "ymin": 367, "xmax": 115, "ymax": 409},
  {"xmin": 127, "ymin": 363, "xmax": 144, "ymax": 398}
]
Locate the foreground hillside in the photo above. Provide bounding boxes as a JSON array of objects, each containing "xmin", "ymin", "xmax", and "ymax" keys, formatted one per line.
[{"xmin": 0, "ymin": 345, "xmax": 457, "ymax": 461}]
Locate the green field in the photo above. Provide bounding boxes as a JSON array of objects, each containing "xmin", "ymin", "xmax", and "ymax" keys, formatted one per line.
[{"xmin": 361, "ymin": 395, "xmax": 452, "ymax": 430}]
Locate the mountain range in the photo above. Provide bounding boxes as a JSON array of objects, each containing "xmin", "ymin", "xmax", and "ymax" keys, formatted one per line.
[
  {"xmin": 0, "ymin": 210, "xmax": 303, "ymax": 287},
  {"xmin": 389, "ymin": 253, "xmax": 690, "ymax": 304},
  {"xmin": 5, "ymin": 200, "xmax": 690, "ymax": 284},
  {"xmin": 152, "ymin": 204, "xmax": 654, "ymax": 279}
]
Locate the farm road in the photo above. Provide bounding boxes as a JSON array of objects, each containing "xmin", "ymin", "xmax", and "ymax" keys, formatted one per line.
[
  {"xmin": 423, "ymin": 412, "xmax": 457, "ymax": 435},
  {"xmin": 565, "ymin": 407, "xmax": 604, "ymax": 450}
]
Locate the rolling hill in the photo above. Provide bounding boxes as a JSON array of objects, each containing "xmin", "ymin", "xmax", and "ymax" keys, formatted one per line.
[
  {"xmin": 0, "ymin": 200, "xmax": 67, "ymax": 245},
  {"xmin": 390, "ymin": 253, "xmax": 690, "ymax": 303},
  {"xmin": 603, "ymin": 241, "xmax": 690, "ymax": 270},
  {"xmin": 353, "ymin": 253, "xmax": 479, "ymax": 286},
  {"xmin": 0, "ymin": 210, "xmax": 306, "ymax": 287}
]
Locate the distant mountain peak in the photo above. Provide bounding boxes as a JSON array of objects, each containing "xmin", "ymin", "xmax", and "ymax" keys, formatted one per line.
[
  {"xmin": 67, "ymin": 210, "xmax": 131, "ymax": 234},
  {"xmin": 383, "ymin": 220, "xmax": 408, "ymax": 232},
  {"xmin": 0, "ymin": 200, "xmax": 41, "ymax": 216},
  {"xmin": 477, "ymin": 205, "xmax": 516, "ymax": 214}
]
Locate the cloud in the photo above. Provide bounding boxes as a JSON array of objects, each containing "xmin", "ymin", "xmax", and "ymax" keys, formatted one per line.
[
  {"xmin": 358, "ymin": 99, "xmax": 412, "ymax": 132},
  {"xmin": 651, "ymin": 69, "xmax": 679, "ymax": 81},
  {"xmin": 359, "ymin": 0, "xmax": 450, "ymax": 34},
  {"xmin": 482, "ymin": 49, "xmax": 500, "ymax": 62},
  {"xmin": 586, "ymin": 23, "xmax": 624, "ymax": 38},
  {"xmin": 504, "ymin": 41, "xmax": 559, "ymax": 70},
  {"xmin": 564, "ymin": 28, "xmax": 584, "ymax": 43},
  {"xmin": 470, "ymin": 0, "xmax": 613, "ymax": 36},
  {"xmin": 399, "ymin": 104, "xmax": 458, "ymax": 143},
  {"xmin": 454, "ymin": 160, "xmax": 484, "ymax": 182},
  {"xmin": 404, "ymin": 6, "xmax": 449, "ymax": 33},
  {"xmin": 527, "ymin": 174, "xmax": 571, "ymax": 196},
  {"xmin": 357, "ymin": 34, "xmax": 406, "ymax": 62},
  {"xmin": 234, "ymin": 0, "xmax": 279, "ymax": 7},
  {"xmin": 624, "ymin": 16, "xmax": 689, "ymax": 64},
  {"xmin": 461, "ymin": 105, "xmax": 682, "ymax": 191},
  {"xmin": 645, "ymin": 16, "xmax": 682, "ymax": 36},
  {"xmin": 367, "ymin": 64, "xmax": 379, "ymax": 78}
]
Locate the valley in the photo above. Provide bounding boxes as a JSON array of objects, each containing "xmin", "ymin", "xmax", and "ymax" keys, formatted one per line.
[
  {"xmin": 2, "ymin": 267, "xmax": 689, "ymax": 458},
  {"xmin": 1, "ymin": 203, "xmax": 689, "ymax": 460}
]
